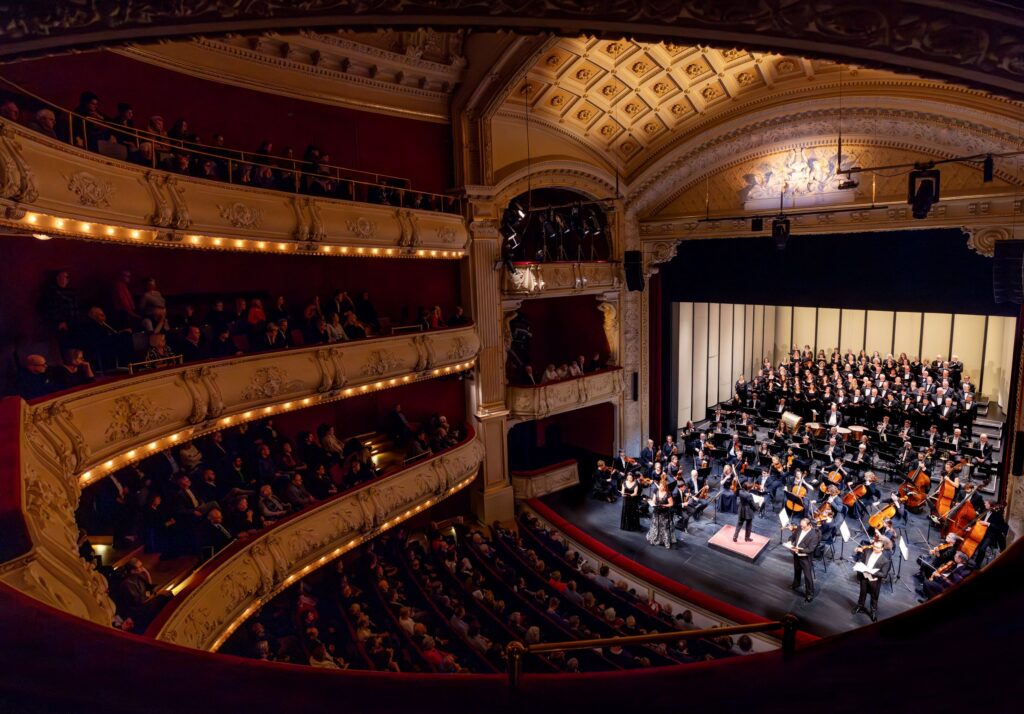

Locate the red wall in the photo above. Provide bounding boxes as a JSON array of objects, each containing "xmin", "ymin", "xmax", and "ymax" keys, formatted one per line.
[
  {"xmin": 271, "ymin": 377, "xmax": 466, "ymax": 440},
  {"xmin": 0, "ymin": 235, "xmax": 462, "ymax": 351},
  {"xmin": 515, "ymin": 295, "xmax": 608, "ymax": 376},
  {"xmin": 1, "ymin": 50, "xmax": 453, "ymax": 193},
  {"xmin": 537, "ymin": 402, "xmax": 615, "ymax": 456}
]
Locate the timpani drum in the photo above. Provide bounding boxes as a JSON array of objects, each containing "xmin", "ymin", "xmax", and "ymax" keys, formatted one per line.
[
  {"xmin": 806, "ymin": 422, "xmax": 826, "ymax": 439},
  {"xmin": 836, "ymin": 427, "xmax": 852, "ymax": 442},
  {"xmin": 781, "ymin": 411, "xmax": 803, "ymax": 435},
  {"xmin": 848, "ymin": 425, "xmax": 867, "ymax": 440}
]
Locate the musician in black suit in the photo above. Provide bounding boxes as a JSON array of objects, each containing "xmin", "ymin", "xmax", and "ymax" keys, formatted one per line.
[
  {"xmin": 788, "ymin": 518, "xmax": 821, "ymax": 602},
  {"xmin": 824, "ymin": 403, "xmax": 843, "ymax": 428},
  {"xmin": 936, "ymin": 397, "xmax": 958, "ymax": 435},
  {"xmin": 852, "ymin": 539, "xmax": 891, "ymax": 621},
  {"xmin": 971, "ymin": 502, "xmax": 1008, "ymax": 568},
  {"xmin": 733, "ymin": 481, "xmax": 756, "ymax": 543},
  {"xmin": 639, "ymin": 439, "xmax": 656, "ymax": 474},
  {"xmin": 959, "ymin": 395, "xmax": 976, "ymax": 438},
  {"xmin": 613, "ymin": 448, "xmax": 629, "ymax": 474}
]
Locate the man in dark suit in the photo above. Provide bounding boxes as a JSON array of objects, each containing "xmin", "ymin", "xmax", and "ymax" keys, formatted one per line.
[
  {"xmin": 936, "ymin": 397, "xmax": 958, "ymax": 435},
  {"xmin": 639, "ymin": 438, "xmax": 656, "ymax": 475},
  {"xmin": 733, "ymin": 481, "xmax": 756, "ymax": 542},
  {"xmin": 971, "ymin": 502, "xmax": 1008, "ymax": 568},
  {"xmin": 959, "ymin": 395, "xmax": 976, "ymax": 439},
  {"xmin": 852, "ymin": 540, "xmax": 891, "ymax": 621},
  {"xmin": 788, "ymin": 518, "xmax": 821, "ymax": 602}
]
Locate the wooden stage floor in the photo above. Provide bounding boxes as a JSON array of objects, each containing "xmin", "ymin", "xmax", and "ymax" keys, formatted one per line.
[{"xmin": 539, "ymin": 482, "xmax": 942, "ymax": 638}]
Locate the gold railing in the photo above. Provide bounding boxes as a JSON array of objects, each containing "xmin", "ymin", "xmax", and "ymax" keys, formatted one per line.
[
  {"xmin": 503, "ymin": 615, "xmax": 799, "ymax": 688},
  {"xmin": 0, "ymin": 75, "xmax": 461, "ymax": 213}
]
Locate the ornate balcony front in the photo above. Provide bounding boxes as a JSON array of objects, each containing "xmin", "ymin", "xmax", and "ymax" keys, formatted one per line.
[
  {"xmin": 150, "ymin": 430, "xmax": 485, "ymax": 651},
  {"xmin": 503, "ymin": 261, "xmax": 620, "ymax": 298},
  {"xmin": 0, "ymin": 118, "xmax": 468, "ymax": 255},
  {"xmin": 506, "ymin": 367, "xmax": 624, "ymax": 422},
  {"xmin": 0, "ymin": 326, "xmax": 479, "ymax": 625},
  {"xmin": 510, "ymin": 459, "xmax": 580, "ymax": 500}
]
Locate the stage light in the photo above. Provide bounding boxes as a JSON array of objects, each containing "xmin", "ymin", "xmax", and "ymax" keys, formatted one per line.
[
  {"xmin": 907, "ymin": 167, "xmax": 940, "ymax": 219},
  {"xmin": 510, "ymin": 200, "xmax": 526, "ymax": 220},
  {"xmin": 838, "ymin": 175, "xmax": 859, "ymax": 190},
  {"xmin": 772, "ymin": 216, "xmax": 790, "ymax": 250},
  {"xmin": 32, "ymin": 233, "xmax": 52, "ymax": 241},
  {"xmin": 983, "ymin": 155, "xmax": 994, "ymax": 183}
]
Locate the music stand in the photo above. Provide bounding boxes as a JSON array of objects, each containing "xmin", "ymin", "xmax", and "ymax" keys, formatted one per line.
[
  {"xmin": 910, "ymin": 436, "xmax": 931, "ymax": 449},
  {"xmin": 738, "ymin": 434, "xmax": 756, "ymax": 447}
]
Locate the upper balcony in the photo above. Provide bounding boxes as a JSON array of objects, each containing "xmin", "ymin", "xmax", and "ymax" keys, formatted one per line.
[
  {"xmin": 503, "ymin": 261, "xmax": 620, "ymax": 299},
  {"xmin": 0, "ymin": 116, "xmax": 468, "ymax": 257},
  {"xmin": 507, "ymin": 367, "xmax": 624, "ymax": 422}
]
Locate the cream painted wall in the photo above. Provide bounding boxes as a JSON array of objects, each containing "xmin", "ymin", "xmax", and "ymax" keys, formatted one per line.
[{"xmin": 673, "ymin": 302, "xmax": 1016, "ymax": 431}]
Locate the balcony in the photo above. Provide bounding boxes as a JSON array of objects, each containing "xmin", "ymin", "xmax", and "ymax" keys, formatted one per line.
[
  {"xmin": 503, "ymin": 261, "xmax": 620, "ymax": 298},
  {"xmin": 507, "ymin": 367, "xmax": 624, "ymax": 422},
  {"xmin": 0, "ymin": 325, "xmax": 479, "ymax": 624},
  {"xmin": 510, "ymin": 459, "xmax": 580, "ymax": 500},
  {"xmin": 149, "ymin": 428, "xmax": 484, "ymax": 652},
  {"xmin": 0, "ymin": 117, "xmax": 467, "ymax": 256}
]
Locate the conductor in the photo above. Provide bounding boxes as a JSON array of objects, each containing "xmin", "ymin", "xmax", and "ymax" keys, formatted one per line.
[{"xmin": 733, "ymin": 481, "xmax": 756, "ymax": 543}]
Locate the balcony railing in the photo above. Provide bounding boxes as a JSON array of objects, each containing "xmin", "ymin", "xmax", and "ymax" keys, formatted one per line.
[
  {"xmin": 507, "ymin": 367, "xmax": 624, "ymax": 421},
  {"xmin": 503, "ymin": 261, "xmax": 620, "ymax": 297},
  {"xmin": 510, "ymin": 459, "xmax": 580, "ymax": 500},
  {"xmin": 0, "ymin": 325, "xmax": 480, "ymax": 626},
  {"xmin": 148, "ymin": 428, "xmax": 485, "ymax": 652}
]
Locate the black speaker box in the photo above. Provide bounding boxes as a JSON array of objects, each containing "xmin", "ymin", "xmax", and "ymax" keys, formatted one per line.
[
  {"xmin": 624, "ymin": 250, "xmax": 644, "ymax": 292},
  {"xmin": 631, "ymin": 371, "xmax": 639, "ymax": 402},
  {"xmin": 992, "ymin": 240, "xmax": 1024, "ymax": 304},
  {"xmin": 1013, "ymin": 431, "xmax": 1024, "ymax": 475}
]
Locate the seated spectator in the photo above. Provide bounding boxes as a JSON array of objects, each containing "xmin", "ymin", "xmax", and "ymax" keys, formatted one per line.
[
  {"xmin": 71, "ymin": 91, "xmax": 104, "ymax": 149},
  {"xmin": 133, "ymin": 140, "xmax": 155, "ymax": 167},
  {"xmin": 284, "ymin": 473, "xmax": 316, "ymax": 509},
  {"xmin": 16, "ymin": 354, "xmax": 57, "ymax": 400},
  {"xmin": 147, "ymin": 115, "xmax": 168, "ymax": 141},
  {"xmin": 198, "ymin": 507, "xmax": 235, "ymax": 553},
  {"xmin": 354, "ymin": 291, "xmax": 380, "ymax": 333},
  {"xmin": 252, "ymin": 322, "xmax": 284, "ymax": 352},
  {"xmin": 144, "ymin": 333, "xmax": 176, "ymax": 363},
  {"xmin": 268, "ymin": 295, "xmax": 290, "ymax": 323},
  {"xmin": 555, "ymin": 364, "xmax": 570, "ymax": 379},
  {"xmin": 166, "ymin": 151, "xmax": 192, "ymax": 176},
  {"xmin": 27, "ymin": 108, "xmax": 58, "ymax": 139},
  {"xmin": 342, "ymin": 312, "xmax": 367, "ymax": 340},
  {"xmin": 589, "ymin": 352, "xmax": 605, "ymax": 372},
  {"xmin": 540, "ymin": 364, "xmax": 559, "ymax": 384},
  {"xmin": 325, "ymin": 290, "xmax": 354, "ymax": 321},
  {"xmin": 426, "ymin": 305, "xmax": 446, "ymax": 330},
  {"xmin": 305, "ymin": 463, "xmax": 337, "ymax": 500},
  {"xmin": 309, "ymin": 642, "xmax": 344, "ymax": 669},
  {"xmin": 522, "ymin": 365, "xmax": 537, "ymax": 385},
  {"xmin": 206, "ymin": 299, "xmax": 231, "ymax": 333},
  {"xmin": 141, "ymin": 305, "xmax": 171, "ymax": 335},
  {"xmin": 448, "ymin": 305, "xmax": 469, "ymax": 326},
  {"xmin": 209, "ymin": 326, "xmax": 240, "ymax": 358},
  {"xmin": 325, "ymin": 312, "xmax": 347, "ymax": 343},
  {"xmin": 224, "ymin": 495, "xmax": 260, "ymax": 537},
  {"xmin": 198, "ymin": 157, "xmax": 221, "ymax": 180},
  {"xmin": 304, "ymin": 316, "xmax": 331, "ymax": 345},
  {"xmin": 319, "ymin": 425, "xmax": 345, "ymax": 460},
  {"xmin": 74, "ymin": 306, "xmax": 128, "ymax": 371},
  {"xmin": 0, "ymin": 100, "xmax": 19, "ymax": 122},
  {"xmin": 177, "ymin": 326, "xmax": 205, "ymax": 362},
  {"xmin": 406, "ymin": 430, "xmax": 431, "ymax": 460},
  {"xmin": 49, "ymin": 348, "xmax": 95, "ymax": 391},
  {"xmin": 246, "ymin": 298, "xmax": 267, "ymax": 329},
  {"xmin": 194, "ymin": 467, "xmax": 226, "ymax": 504},
  {"xmin": 257, "ymin": 484, "xmax": 291, "ymax": 524},
  {"xmin": 114, "ymin": 557, "xmax": 154, "ymax": 626},
  {"xmin": 567, "ymin": 359, "xmax": 583, "ymax": 378},
  {"xmin": 168, "ymin": 118, "xmax": 192, "ymax": 145}
]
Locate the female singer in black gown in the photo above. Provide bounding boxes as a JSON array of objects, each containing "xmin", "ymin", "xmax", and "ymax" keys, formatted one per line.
[
  {"xmin": 718, "ymin": 464, "xmax": 739, "ymax": 514},
  {"xmin": 619, "ymin": 472, "xmax": 641, "ymax": 531},
  {"xmin": 646, "ymin": 476, "xmax": 674, "ymax": 548}
]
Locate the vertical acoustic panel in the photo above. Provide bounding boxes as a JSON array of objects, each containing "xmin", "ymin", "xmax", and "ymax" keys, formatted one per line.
[
  {"xmin": 792, "ymin": 306, "xmax": 816, "ymax": 353},
  {"xmin": 999, "ymin": 316, "xmax": 1016, "ymax": 409},
  {"xmin": 676, "ymin": 302, "xmax": 694, "ymax": 428},
  {"xmin": 816, "ymin": 308, "xmax": 841, "ymax": 355},
  {"xmin": 743, "ymin": 304, "xmax": 755, "ymax": 380},
  {"xmin": 707, "ymin": 303, "xmax": 721, "ymax": 408},
  {"xmin": 982, "ymin": 315, "xmax": 1008, "ymax": 403},
  {"xmin": 921, "ymin": 312, "xmax": 953, "ymax": 366},
  {"xmin": 718, "ymin": 302, "xmax": 734, "ymax": 402},
  {"xmin": 692, "ymin": 303, "xmax": 709, "ymax": 421},
  {"xmin": 893, "ymin": 311, "xmax": 924, "ymax": 358},
  {"xmin": 865, "ymin": 310, "xmax": 895, "ymax": 356},
  {"xmin": 951, "ymin": 314, "xmax": 985, "ymax": 388},
  {"xmin": 752, "ymin": 305, "xmax": 765, "ymax": 376},
  {"xmin": 840, "ymin": 309, "xmax": 866, "ymax": 354},
  {"xmin": 765, "ymin": 305, "xmax": 779, "ymax": 364}
]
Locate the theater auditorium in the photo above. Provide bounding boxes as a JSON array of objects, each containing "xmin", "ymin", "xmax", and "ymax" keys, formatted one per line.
[{"xmin": 0, "ymin": 3, "xmax": 1022, "ymax": 712}]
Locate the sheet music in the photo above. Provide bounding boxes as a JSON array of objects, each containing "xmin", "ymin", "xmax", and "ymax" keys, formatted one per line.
[
  {"xmin": 778, "ymin": 509, "xmax": 790, "ymax": 528},
  {"xmin": 898, "ymin": 536, "xmax": 909, "ymax": 561},
  {"xmin": 839, "ymin": 520, "xmax": 852, "ymax": 542},
  {"xmin": 853, "ymin": 562, "xmax": 879, "ymax": 575}
]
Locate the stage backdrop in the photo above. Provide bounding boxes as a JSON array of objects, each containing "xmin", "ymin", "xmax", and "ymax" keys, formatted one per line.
[
  {"xmin": 659, "ymin": 229, "xmax": 1020, "ymax": 434},
  {"xmin": 667, "ymin": 302, "xmax": 1016, "ymax": 430}
]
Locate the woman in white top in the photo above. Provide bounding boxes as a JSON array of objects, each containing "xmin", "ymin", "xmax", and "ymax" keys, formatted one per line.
[
  {"xmin": 325, "ymin": 312, "xmax": 347, "ymax": 342},
  {"xmin": 541, "ymin": 364, "xmax": 559, "ymax": 383}
]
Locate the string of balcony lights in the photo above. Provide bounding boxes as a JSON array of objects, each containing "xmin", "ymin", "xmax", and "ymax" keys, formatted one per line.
[
  {"xmin": 9, "ymin": 211, "xmax": 466, "ymax": 259},
  {"xmin": 76, "ymin": 359, "xmax": 476, "ymax": 487}
]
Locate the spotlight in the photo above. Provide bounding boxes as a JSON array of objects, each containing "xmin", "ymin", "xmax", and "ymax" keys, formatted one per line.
[
  {"xmin": 771, "ymin": 216, "xmax": 790, "ymax": 251},
  {"xmin": 510, "ymin": 200, "xmax": 526, "ymax": 220},
  {"xmin": 983, "ymin": 154, "xmax": 994, "ymax": 183},
  {"xmin": 837, "ymin": 174, "xmax": 859, "ymax": 190},
  {"xmin": 32, "ymin": 233, "xmax": 53, "ymax": 241},
  {"xmin": 750, "ymin": 217, "xmax": 764, "ymax": 232},
  {"xmin": 907, "ymin": 167, "xmax": 941, "ymax": 219},
  {"xmin": 541, "ymin": 211, "xmax": 558, "ymax": 241}
]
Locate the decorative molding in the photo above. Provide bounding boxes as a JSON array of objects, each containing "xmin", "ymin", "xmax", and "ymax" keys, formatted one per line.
[
  {"xmin": 104, "ymin": 395, "xmax": 172, "ymax": 443},
  {"xmin": 964, "ymin": 225, "xmax": 1011, "ymax": 258},
  {"xmin": 240, "ymin": 367, "xmax": 303, "ymax": 402},
  {"xmin": 217, "ymin": 201, "xmax": 263, "ymax": 229},
  {"xmin": 502, "ymin": 261, "xmax": 620, "ymax": 298},
  {"xmin": 507, "ymin": 368, "xmax": 624, "ymax": 422},
  {"xmin": 64, "ymin": 171, "xmax": 115, "ymax": 208},
  {"xmin": 361, "ymin": 349, "xmax": 399, "ymax": 377},
  {"xmin": 345, "ymin": 216, "xmax": 377, "ymax": 240},
  {"xmin": 511, "ymin": 461, "xmax": 580, "ymax": 500}
]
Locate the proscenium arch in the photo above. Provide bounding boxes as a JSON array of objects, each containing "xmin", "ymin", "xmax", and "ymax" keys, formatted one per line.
[{"xmin": 3, "ymin": 2, "xmax": 1024, "ymax": 101}]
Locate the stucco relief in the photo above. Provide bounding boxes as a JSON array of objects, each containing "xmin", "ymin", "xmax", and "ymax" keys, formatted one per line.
[
  {"xmin": 64, "ymin": 170, "xmax": 115, "ymax": 207},
  {"xmin": 104, "ymin": 394, "xmax": 172, "ymax": 443},
  {"xmin": 240, "ymin": 366, "xmax": 303, "ymax": 401}
]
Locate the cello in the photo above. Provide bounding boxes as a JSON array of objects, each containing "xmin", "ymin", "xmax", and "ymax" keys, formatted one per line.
[
  {"xmin": 785, "ymin": 477, "xmax": 808, "ymax": 515},
  {"xmin": 868, "ymin": 494, "xmax": 907, "ymax": 531},
  {"xmin": 899, "ymin": 460, "xmax": 932, "ymax": 512}
]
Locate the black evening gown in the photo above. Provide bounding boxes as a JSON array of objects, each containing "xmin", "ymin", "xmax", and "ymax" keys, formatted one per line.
[{"xmin": 620, "ymin": 482, "xmax": 641, "ymax": 531}]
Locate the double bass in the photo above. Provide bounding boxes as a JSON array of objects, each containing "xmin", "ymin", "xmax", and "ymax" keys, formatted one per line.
[
  {"xmin": 899, "ymin": 460, "xmax": 932, "ymax": 512},
  {"xmin": 932, "ymin": 475, "xmax": 958, "ymax": 523}
]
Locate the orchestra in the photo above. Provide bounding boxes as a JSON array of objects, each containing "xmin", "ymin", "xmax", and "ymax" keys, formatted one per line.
[{"xmin": 584, "ymin": 347, "xmax": 1006, "ymax": 622}]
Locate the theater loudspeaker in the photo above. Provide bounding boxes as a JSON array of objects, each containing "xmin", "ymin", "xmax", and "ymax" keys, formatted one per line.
[
  {"xmin": 631, "ymin": 372, "xmax": 639, "ymax": 402},
  {"xmin": 624, "ymin": 250, "xmax": 645, "ymax": 292},
  {"xmin": 1013, "ymin": 431, "xmax": 1024, "ymax": 475},
  {"xmin": 992, "ymin": 240, "xmax": 1024, "ymax": 304}
]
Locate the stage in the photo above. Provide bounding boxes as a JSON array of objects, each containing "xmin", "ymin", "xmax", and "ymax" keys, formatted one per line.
[{"xmin": 538, "ymin": 482, "xmax": 940, "ymax": 638}]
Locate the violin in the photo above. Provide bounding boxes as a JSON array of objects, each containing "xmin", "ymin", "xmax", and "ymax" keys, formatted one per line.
[
  {"xmin": 811, "ymin": 501, "xmax": 833, "ymax": 525},
  {"xmin": 929, "ymin": 560, "xmax": 955, "ymax": 581},
  {"xmin": 928, "ymin": 540, "xmax": 957, "ymax": 558}
]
